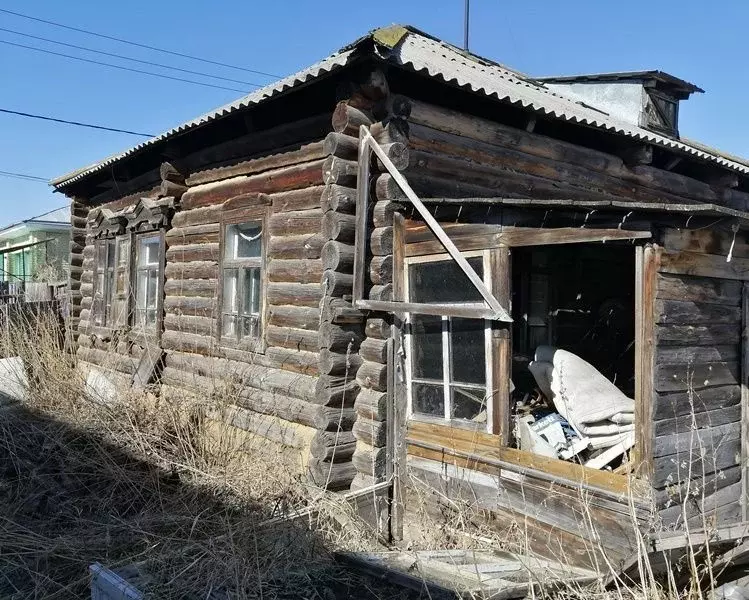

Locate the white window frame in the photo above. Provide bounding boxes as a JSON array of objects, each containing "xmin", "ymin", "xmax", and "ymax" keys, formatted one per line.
[{"xmin": 404, "ymin": 250, "xmax": 495, "ymax": 433}]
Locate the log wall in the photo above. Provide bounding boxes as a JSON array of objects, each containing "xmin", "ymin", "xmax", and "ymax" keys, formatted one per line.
[{"xmin": 653, "ymin": 229, "xmax": 747, "ymax": 528}]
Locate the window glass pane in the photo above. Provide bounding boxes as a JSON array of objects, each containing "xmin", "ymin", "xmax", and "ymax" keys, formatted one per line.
[
  {"xmin": 242, "ymin": 267, "xmax": 261, "ymax": 316},
  {"xmin": 411, "ymin": 315, "xmax": 443, "ymax": 379},
  {"xmin": 409, "ymin": 257, "xmax": 484, "ymax": 304},
  {"xmin": 138, "ymin": 236, "xmax": 159, "ymax": 267},
  {"xmin": 450, "ymin": 317, "xmax": 486, "ymax": 385},
  {"xmin": 451, "ymin": 386, "xmax": 487, "ymax": 421},
  {"xmin": 222, "ymin": 314, "xmax": 237, "ymax": 337},
  {"xmin": 241, "ymin": 316, "xmax": 259, "ymax": 339},
  {"xmin": 146, "ymin": 309, "xmax": 157, "ymax": 326},
  {"xmin": 412, "ymin": 383, "xmax": 444, "ymax": 417},
  {"xmin": 147, "ymin": 271, "xmax": 158, "ymax": 308},
  {"xmin": 225, "ymin": 222, "xmax": 262, "ymax": 260},
  {"xmin": 223, "ymin": 269, "xmax": 238, "ymax": 313},
  {"xmin": 136, "ymin": 271, "xmax": 148, "ymax": 309}
]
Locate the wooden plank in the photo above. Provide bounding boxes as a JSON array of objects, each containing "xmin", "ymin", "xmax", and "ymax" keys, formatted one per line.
[
  {"xmin": 352, "ymin": 127, "xmax": 370, "ymax": 304},
  {"xmin": 654, "ymin": 361, "xmax": 739, "ymax": 392},
  {"xmin": 356, "ymin": 299, "xmax": 504, "ymax": 320},
  {"xmin": 654, "ymin": 299, "xmax": 741, "ymax": 325},
  {"xmin": 656, "ymin": 273, "xmax": 742, "ymax": 305},
  {"xmin": 406, "ymin": 420, "xmax": 632, "ymax": 498},
  {"xmin": 742, "ymin": 283, "xmax": 749, "ymax": 521},
  {"xmin": 662, "ymin": 228, "xmax": 749, "ymax": 259},
  {"xmin": 655, "ymin": 404, "xmax": 742, "ymax": 436},
  {"xmin": 656, "ymin": 344, "xmax": 739, "ymax": 364},
  {"xmin": 654, "ymin": 385, "xmax": 741, "ymax": 420},
  {"xmin": 656, "ymin": 323, "xmax": 741, "ymax": 346},
  {"xmin": 659, "ymin": 249, "xmax": 749, "ymax": 281},
  {"xmin": 634, "ymin": 244, "xmax": 657, "ymax": 480}
]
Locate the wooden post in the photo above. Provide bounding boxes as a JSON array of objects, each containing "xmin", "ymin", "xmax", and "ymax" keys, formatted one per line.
[
  {"xmin": 634, "ymin": 244, "xmax": 657, "ymax": 480},
  {"xmin": 490, "ymin": 246, "xmax": 511, "ymax": 443},
  {"xmin": 353, "ymin": 127, "xmax": 371, "ymax": 304},
  {"xmin": 741, "ymin": 283, "xmax": 749, "ymax": 521}
]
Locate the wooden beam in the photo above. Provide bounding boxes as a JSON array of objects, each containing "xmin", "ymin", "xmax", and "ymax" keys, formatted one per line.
[
  {"xmin": 659, "ymin": 248, "xmax": 749, "ymax": 281},
  {"xmin": 709, "ymin": 171, "xmax": 741, "ymax": 190},
  {"xmin": 490, "ymin": 246, "xmax": 511, "ymax": 443},
  {"xmin": 353, "ymin": 127, "xmax": 370, "ymax": 304},
  {"xmin": 357, "ymin": 299, "xmax": 505, "ymax": 320},
  {"xmin": 742, "ymin": 283, "xmax": 749, "ymax": 521},
  {"xmin": 404, "ymin": 224, "xmax": 652, "ymax": 256}
]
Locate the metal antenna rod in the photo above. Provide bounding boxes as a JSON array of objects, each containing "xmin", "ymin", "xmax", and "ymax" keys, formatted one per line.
[{"xmin": 463, "ymin": 0, "xmax": 470, "ymax": 50}]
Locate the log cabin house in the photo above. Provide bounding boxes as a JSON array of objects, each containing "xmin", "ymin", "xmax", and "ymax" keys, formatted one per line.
[{"xmin": 52, "ymin": 25, "xmax": 749, "ymax": 570}]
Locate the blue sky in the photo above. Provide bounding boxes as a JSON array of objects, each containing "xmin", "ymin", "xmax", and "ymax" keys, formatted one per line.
[{"xmin": 1, "ymin": 0, "xmax": 746, "ymax": 224}]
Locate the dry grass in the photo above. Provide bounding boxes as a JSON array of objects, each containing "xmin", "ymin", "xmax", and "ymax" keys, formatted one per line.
[{"xmin": 0, "ymin": 309, "xmax": 410, "ymax": 600}]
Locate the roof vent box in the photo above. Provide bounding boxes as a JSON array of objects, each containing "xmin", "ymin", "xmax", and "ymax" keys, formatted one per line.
[{"xmin": 538, "ymin": 71, "xmax": 703, "ymax": 138}]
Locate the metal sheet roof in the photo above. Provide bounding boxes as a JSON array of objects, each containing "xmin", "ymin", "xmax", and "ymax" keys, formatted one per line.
[
  {"xmin": 52, "ymin": 25, "xmax": 749, "ymax": 189},
  {"xmin": 536, "ymin": 71, "xmax": 704, "ymax": 94}
]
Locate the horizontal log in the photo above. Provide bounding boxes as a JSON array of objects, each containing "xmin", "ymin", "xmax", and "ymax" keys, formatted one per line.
[
  {"xmin": 359, "ymin": 337, "xmax": 388, "ymax": 364},
  {"xmin": 160, "ymin": 161, "xmax": 185, "ymax": 183},
  {"xmin": 164, "ymin": 279, "xmax": 218, "ymax": 298},
  {"xmin": 321, "ymin": 211, "xmax": 356, "ymax": 243},
  {"xmin": 314, "ymin": 406, "xmax": 357, "ymax": 432},
  {"xmin": 356, "ymin": 360, "xmax": 388, "ymax": 392},
  {"xmin": 319, "ymin": 348, "xmax": 363, "ymax": 377},
  {"xmin": 166, "ymin": 243, "xmax": 219, "ymax": 263},
  {"xmin": 315, "ymin": 375, "xmax": 360, "ymax": 407},
  {"xmin": 181, "ymin": 160, "xmax": 325, "ymax": 209},
  {"xmin": 165, "ymin": 223, "xmax": 220, "ymax": 245},
  {"xmin": 659, "ymin": 249, "xmax": 749, "ymax": 282},
  {"xmin": 266, "ymin": 325, "xmax": 318, "ymax": 352},
  {"xmin": 161, "ymin": 329, "xmax": 217, "ymax": 356},
  {"xmin": 270, "ymin": 186, "xmax": 325, "ymax": 213},
  {"xmin": 323, "ymin": 132, "xmax": 359, "ymax": 160},
  {"xmin": 372, "ymin": 200, "xmax": 403, "ymax": 228},
  {"xmin": 321, "ymin": 270, "xmax": 353, "ymax": 297},
  {"xmin": 160, "ymin": 180, "xmax": 187, "ymax": 198},
  {"xmin": 370, "ymin": 117, "xmax": 409, "ymax": 145},
  {"xmin": 331, "ymin": 102, "xmax": 372, "ymax": 136},
  {"xmin": 354, "ymin": 387, "xmax": 387, "ymax": 421},
  {"xmin": 263, "ymin": 347, "xmax": 320, "ymax": 376},
  {"xmin": 352, "ymin": 416, "xmax": 387, "ymax": 448},
  {"xmin": 165, "ymin": 261, "xmax": 219, "ymax": 280},
  {"xmin": 164, "ymin": 349, "xmax": 317, "ymax": 401},
  {"xmin": 310, "ymin": 430, "xmax": 357, "ymax": 462},
  {"xmin": 654, "ymin": 385, "xmax": 741, "ymax": 421},
  {"xmin": 164, "ymin": 313, "xmax": 215, "ymax": 337},
  {"xmin": 307, "ymin": 458, "xmax": 357, "ymax": 491},
  {"xmin": 369, "ymin": 284, "xmax": 393, "ymax": 302},
  {"xmin": 267, "ymin": 258, "xmax": 323, "ymax": 284},
  {"xmin": 655, "ymin": 361, "xmax": 739, "ymax": 393},
  {"xmin": 211, "ymin": 404, "xmax": 314, "ymax": 450},
  {"xmin": 319, "ymin": 297, "xmax": 364, "ymax": 324},
  {"xmin": 164, "ymin": 295, "xmax": 215, "ymax": 317},
  {"xmin": 321, "ymin": 184, "xmax": 356, "ymax": 214},
  {"xmin": 187, "ymin": 140, "xmax": 326, "ymax": 187},
  {"xmin": 369, "ymin": 255, "xmax": 393, "ymax": 286},
  {"xmin": 268, "ymin": 233, "xmax": 325, "ymax": 259},
  {"xmin": 374, "ymin": 142, "xmax": 410, "ymax": 172},
  {"xmin": 268, "ymin": 208, "xmax": 323, "ymax": 237},
  {"xmin": 172, "ymin": 205, "xmax": 223, "ymax": 228},
  {"xmin": 352, "ymin": 443, "xmax": 388, "ymax": 478},
  {"xmin": 238, "ymin": 387, "xmax": 352, "ymax": 432},
  {"xmin": 266, "ymin": 282, "xmax": 323, "ymax": 307},
  {"xmin": 662, "ymin": 228, "xmax": 749, "ymax": 259},
  {"xmin": 656, "ymin": 323, "xmax": 741, "ymax": 347},
  {"xmin": 321, "ymin": 240, "xmax": 355, "ymax": 272},
  {"xmin": 77, "ymin": 346, "xmax": 136, "ymax": 375},
  {"xmin": 322, "ymin": 156, "xmax": 358, "ymax": 187},
  {"xmin": 268, "ymin": 305, "xmax": 320, "ymax": 330},
  {"xmin": 656, "ymin": 273, "xmax": 741, "ymax": 306}
]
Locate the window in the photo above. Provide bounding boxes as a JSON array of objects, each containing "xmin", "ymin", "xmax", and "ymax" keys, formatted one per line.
[
  {"xmin": 93, "ymin": 239, "xmax": 115, "ymax": 326},
  {"xmin": 221, "ymin": 220, "xmax": 264, "ymax": 343},
  {"xmin": 134, "ymin": 234, "xmax": 161, "ymax": 331},
  {"xmin": 405, "ymin": 253, "xmax": 492, "ymax": 431}
]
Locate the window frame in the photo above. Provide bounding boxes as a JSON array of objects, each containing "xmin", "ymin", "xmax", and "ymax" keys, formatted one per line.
[
  {"xmin": 404, "ymin": 250, "xmax": 495, "ymax": 433},
  {"xmin": 218, "ymin": 205, "xmax": 269, "ymax": 353},
  {"xmin": 131, "ymin": 230, "xmax": 166, "ymax": 344},
  {"xmin": 92, "ymin": 238, "xmax": 116, "ymax": 327}
]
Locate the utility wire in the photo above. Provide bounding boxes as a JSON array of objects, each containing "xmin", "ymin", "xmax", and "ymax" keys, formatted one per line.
[
  {"xmin": 0, "ymin": 108, "xmax": 154, "ymax": 137},
  {"xmin": 0, "ymin": 8, "xmax": 280, "ymax": 78},
  {"xmin": 0, "ymin": 27, "xmax": 263, "ymax": 87},
  {"xmin": 0, "ymin": 39, "xmax": 250, "ymax": 93},
  {"xmin": 0, "ymin": 170, "xmax": 49, "ymax": 183}
]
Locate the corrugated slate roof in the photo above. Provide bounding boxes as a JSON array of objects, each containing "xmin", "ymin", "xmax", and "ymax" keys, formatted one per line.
[{"xmin": 52, "ymin": 25, "xmax": 749, "ymax": 188}]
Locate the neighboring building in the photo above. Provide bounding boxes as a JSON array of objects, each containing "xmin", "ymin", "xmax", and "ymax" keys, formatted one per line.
[
  {"xmin": 50, "ymin": 25, "xmax": 749, "ymax": 571},
  {"xmin": 0, "ymin": 206, "xmax": 70, "ymax": 285}
]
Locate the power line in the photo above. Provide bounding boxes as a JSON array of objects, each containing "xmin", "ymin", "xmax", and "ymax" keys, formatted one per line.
[
  {"xmin": 0, "ymin": 7, "xmax": 280, "ymax": 79},
  {"xmin": 0, "ymin": 27, "xmax": 262, "ymax": 87},
  {"xmin": 0, "ymin": 38, "xmax": 250, "ymax": 93},
  {"xmin": 0, "ymin": 170, "xmax": 49, "ymax": 183},
  {"xmin": 0, "ymin": 108, "xmax": 154, "ymax": 137}
]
